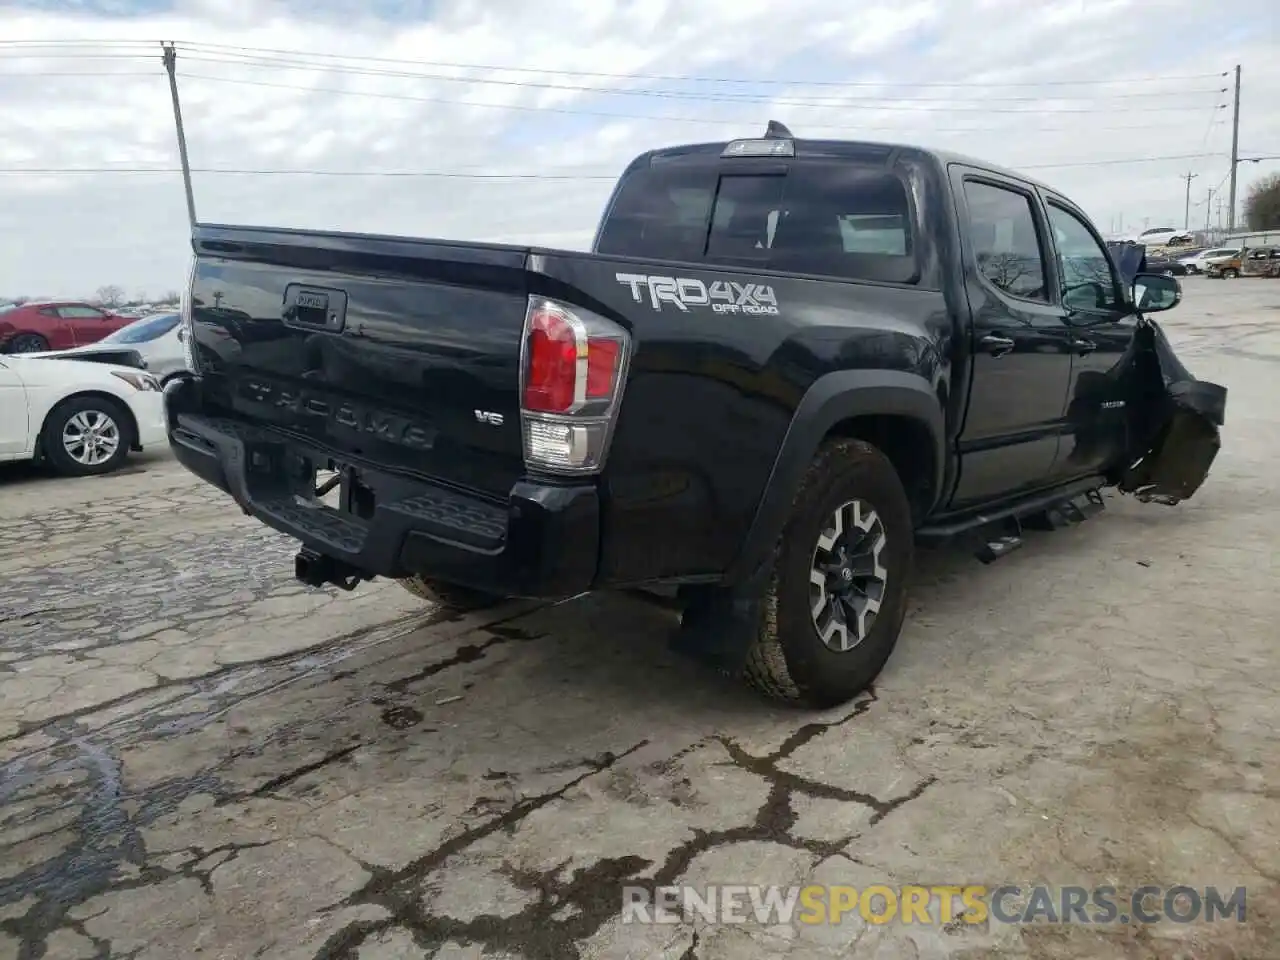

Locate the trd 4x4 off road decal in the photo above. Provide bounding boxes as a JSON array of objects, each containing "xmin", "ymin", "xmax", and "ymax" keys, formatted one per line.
[{"xmin": 615, "ymin": 273, "xmax": 780, "ymax": 316}]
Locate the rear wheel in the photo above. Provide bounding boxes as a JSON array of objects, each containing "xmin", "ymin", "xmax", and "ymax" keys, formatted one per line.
[
  {"xmin": 397, "ymin": 576, "xmax": 502, "ymax": 612},
  {"xmin": 1224, "ymin": 268, "xmax": 1239, "ymax": 279},
  {"xmin": 6, "ymin": 333, "xmax": 49, "ymax": 354},
  {"xmin": 743, "ymin": 438, "xmax": 914, "ymax": 708},
  {"xmin": 41, "ymin": 395, "xmax": 133, "ymax": 477}
]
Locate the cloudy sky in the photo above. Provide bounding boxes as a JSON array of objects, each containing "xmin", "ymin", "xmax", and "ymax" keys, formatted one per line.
[{"xmin": 1, "ymin": 0, "xmax": 1277, "ymax": 300}]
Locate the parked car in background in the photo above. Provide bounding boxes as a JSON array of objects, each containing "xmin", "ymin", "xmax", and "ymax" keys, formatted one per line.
[
  {"xmin": 31, "ymin": 312, "xmax": 188, "ymax": 381},
  {"xmin": 0, "ymin": 354, "xmax": 165, "ymax": 476},
  {"xmin": 0, "ymin": 301, "xmax": 132, "ymax": 354},
  {"xmin": 1143, "ymin": 252, "xmax": 1189, "ymax": 276},
  {"xmin": 1241, "ymin": 246, "xmax": 1280, "ymax": 278},
  {"xmin": 1179, "ymin": 247, "xmax": 1241, "ymax": 274},
  {"xmin": 1206, "ymin": 252, "xmax": 1243, "ymax": 278},
  {"xmin": 1129, "ymin": 227, "xmax": 1193, "ymax": 247}
]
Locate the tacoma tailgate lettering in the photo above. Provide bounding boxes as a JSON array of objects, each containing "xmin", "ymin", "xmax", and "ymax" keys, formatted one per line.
[{"xmin": 238, "ymin": 377, "xmax": 436, "ymax": 451}]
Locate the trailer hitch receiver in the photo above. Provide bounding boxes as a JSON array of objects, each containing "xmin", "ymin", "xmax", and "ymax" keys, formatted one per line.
[{"xmin": 294, "ymin": 547, "xmax": 369, "ymax": 591}]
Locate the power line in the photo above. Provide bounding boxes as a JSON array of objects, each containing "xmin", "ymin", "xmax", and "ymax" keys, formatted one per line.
[
  {"xmin": 167, "ymin": 50, "xmax": 1228, "ymax": 107},
  {"xmin": 0, "ymin": 48, "xmax": 1226, "ymax": 109},
  {"xmin": 0, "ymin": 41, "xmax": 155, "ymax": 48},
  {"xmin": 0, "ymin": 167, "xmax": 621, "ymax": 178},
  {"xmin": 0, "ymin": 67, "xmax": 1230, "ymax": 138},
  {"xmin": 0, "ymin": 70, "xmax": 155, "ymax": 77},
  {"xmin": 1020, "ymin": 153, "xmax": 1224, "ymax": 170},
  {"xmin": 0, "ymin": 64, "xmax": 1225, "ymax": 133},
  {"xmin": 1197, "ymin": 103, "xmax": 1226, "ymax": 152},
  {"xmin": 0, "ymin": 153, "xmax": 1229, "ymax": 177},
  {"xmin": 0, "ymin": 52, "xmax": 153, "ymax": 60},
  {"xmin": 0, "ymin": 41, "xmax": 1238, "ymax": 188},
  {"xmin": 173, "ymin": 72, "xmax": 1223, "ymax": 125},
  {"xmin": 0, "ymin": 39, "xmax": 1232, "ymax": 89},
  {"xmin": 187, "ymin": 44, "xmax": 1239, "ymax": 88}
]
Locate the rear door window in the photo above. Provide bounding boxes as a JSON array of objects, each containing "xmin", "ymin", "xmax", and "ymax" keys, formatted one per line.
[
  {"xmin": 57, "ymin": 306, "xmax": 107, "ymax": 319},
  {"xmin": 961, "ymin": 180, "xmax": 1049, "ymax": 302}
]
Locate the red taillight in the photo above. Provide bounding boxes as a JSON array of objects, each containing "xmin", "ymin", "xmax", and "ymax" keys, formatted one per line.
[
  {"xmin": 522, "ymin": 302, "xmax": 626, "ymax": 413},
  {"xmin": 520, "ymin": 296, "xmax": 630, "ymax": 475},
  {"xmin": 523, "ymin": 306, "xmax": 580, "ymax": 413},
  {"xmin": 585, "ymin": 338, "xmax": 620, "ymax": 399}
]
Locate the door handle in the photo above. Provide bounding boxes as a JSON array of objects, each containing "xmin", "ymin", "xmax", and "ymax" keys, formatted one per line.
[
  {"xmin": 1072, "ymin": 338, "xmax": 1096, "ymax": 356},
  {"xmin": 980, "ymin": 333, "xmax": 1015, "ymax": 358}
]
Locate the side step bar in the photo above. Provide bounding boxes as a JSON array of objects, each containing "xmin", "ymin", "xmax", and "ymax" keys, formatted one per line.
[{"xmin": 916, "ymin": 478, "xmax": 1107, "ymax": 564}]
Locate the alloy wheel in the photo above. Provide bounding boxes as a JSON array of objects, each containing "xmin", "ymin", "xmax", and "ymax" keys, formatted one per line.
[
  {"xmin": 62, "ymin": 410, "xmax": 121, "ymax": 466},
  {"xmin": 808, "ymin": 498, "xmax": 888, "ymax": 652}
]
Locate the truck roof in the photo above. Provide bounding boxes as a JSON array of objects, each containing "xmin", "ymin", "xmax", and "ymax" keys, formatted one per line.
[{"xmin": 633, "ymin": 135, "xmax": 1060, "ymax": 196}]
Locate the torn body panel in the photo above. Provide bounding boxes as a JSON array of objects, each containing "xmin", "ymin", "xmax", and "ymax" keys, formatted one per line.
[{"xmin": 1116, "ymin": 318, "xmax": 1227, "ymax": 505}]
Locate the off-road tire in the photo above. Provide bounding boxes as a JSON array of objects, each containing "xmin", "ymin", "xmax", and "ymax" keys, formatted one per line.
[
  {"xmin": 40, "ymin": 395, "xmax": 134, "ymax": 477},
  {"xmin": 397, "ymin": 575, "xmax": 501, "ymax": 612},
  {"xmin": 743, "ymin": 438, "xmax": 914, "ymax": 708},
  {"xmin": 1223, "ymin": 268, "xmax": 1239, "ymax": 279}
]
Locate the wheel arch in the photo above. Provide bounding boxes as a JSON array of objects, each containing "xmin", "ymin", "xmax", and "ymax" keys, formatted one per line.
[
  {"xmin": 725, "ymin": 370, "xmax": 945, "ymax": 585},
  {"xmin": 2, "ymin": 329, "xmax": 51, "ymax": 353},
  {"xmin": 38, "ymin": 389, "xmax": 140, "ymax": 459}
]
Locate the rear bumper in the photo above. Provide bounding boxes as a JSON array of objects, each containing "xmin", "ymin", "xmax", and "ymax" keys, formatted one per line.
[{"xmin": 163, "ymin": 377, "xmax": 599, "ymax": 599}]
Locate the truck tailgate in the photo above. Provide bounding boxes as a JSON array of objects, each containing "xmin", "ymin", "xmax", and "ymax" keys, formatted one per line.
[{"xmin": 187, "ymin": 225, "xmax": 531, "ymax": 499}]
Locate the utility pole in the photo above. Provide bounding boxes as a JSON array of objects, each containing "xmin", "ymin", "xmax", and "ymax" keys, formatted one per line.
[
  {"xmin": 1204, "ymin": 188, "xmax": 1214, "ymax": 232},
  {"xmin": 1181, "ymin": 171, "xmax": 1198, "ymax": 230},
  {"xmin": 161, "ymin": 42, "xmax": 196, "ymax": 228},
  {"xmin": 1227, "ymin": 64, "xmax": 1241, "ymax": 232}
]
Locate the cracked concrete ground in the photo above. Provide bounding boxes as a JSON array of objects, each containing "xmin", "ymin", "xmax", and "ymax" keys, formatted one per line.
[{"xmin": 1, "ymin": 279, "xmax": 1278, "ymax": 960}]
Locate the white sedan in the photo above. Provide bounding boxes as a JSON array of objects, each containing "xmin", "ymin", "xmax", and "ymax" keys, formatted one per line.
[
  {"xmin": 0, "ymin": 354, "xmax": 167, "ymax": 477},
  {"xmin": 30, "ymin": 311, "xmax": 189, "ymax": 382}
]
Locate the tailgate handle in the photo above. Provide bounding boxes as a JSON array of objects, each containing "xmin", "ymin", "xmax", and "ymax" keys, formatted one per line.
[{"xmin": 282, "ymin": 284, "xmax": 349, "ymax": 334}]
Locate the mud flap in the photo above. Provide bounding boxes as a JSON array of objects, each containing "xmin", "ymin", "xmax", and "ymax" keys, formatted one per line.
[{"xmin": 1116, "ymin": 319, "xmax": 1227, "ymax": 505}]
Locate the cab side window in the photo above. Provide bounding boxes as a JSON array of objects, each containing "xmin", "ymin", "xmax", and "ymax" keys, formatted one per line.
[
  {"xmin": 962, "ymin": 181, "xmax": 1048, "ymax": 302},
  {"xmin": 1046, "ymin": 203, "xmax": 1122, "ymax": 313}
]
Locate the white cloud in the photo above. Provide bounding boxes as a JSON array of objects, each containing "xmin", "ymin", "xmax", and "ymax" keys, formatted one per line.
[{"xmin": 0, "ymin": 0, "xmax": 1277, "ymax": 298}]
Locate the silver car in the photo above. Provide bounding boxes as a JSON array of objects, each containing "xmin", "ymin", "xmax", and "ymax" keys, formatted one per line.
[
  {"xmin": 1179, "ymin": 247, "xmax": 1241, "ymax": 275},
  {"xmin": 42, "ymin": 312, "xmax": 189, "ymax": 382}
]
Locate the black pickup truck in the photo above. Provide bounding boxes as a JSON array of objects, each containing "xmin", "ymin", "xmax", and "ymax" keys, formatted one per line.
[{"xmin": 165, "ymin": 122, "xmax": 1227, "ymax": 708}]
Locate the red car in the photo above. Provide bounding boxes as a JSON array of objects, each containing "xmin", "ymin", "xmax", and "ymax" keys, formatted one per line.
[{"xmin": 0, "ymin": 301, "xmax": 133, "ymax": 354}]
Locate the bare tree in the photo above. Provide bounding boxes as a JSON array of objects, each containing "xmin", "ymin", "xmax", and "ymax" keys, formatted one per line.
[
  {"xmin": 1244, "ymin": 173, "xmax": 1280, "ymax": 231},
  {"xmin": 162, "ymin": 289, "xmax": 180, "ymax": 303},
  {"xmin": 96, "ymin": 284, "xmax": 126, "ymax": 308}
]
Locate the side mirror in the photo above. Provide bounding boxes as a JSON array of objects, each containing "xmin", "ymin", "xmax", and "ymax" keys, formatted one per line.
[{"xmin": 1132, "ymin": 272, "xmax": 1181, "ymax": 313}]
